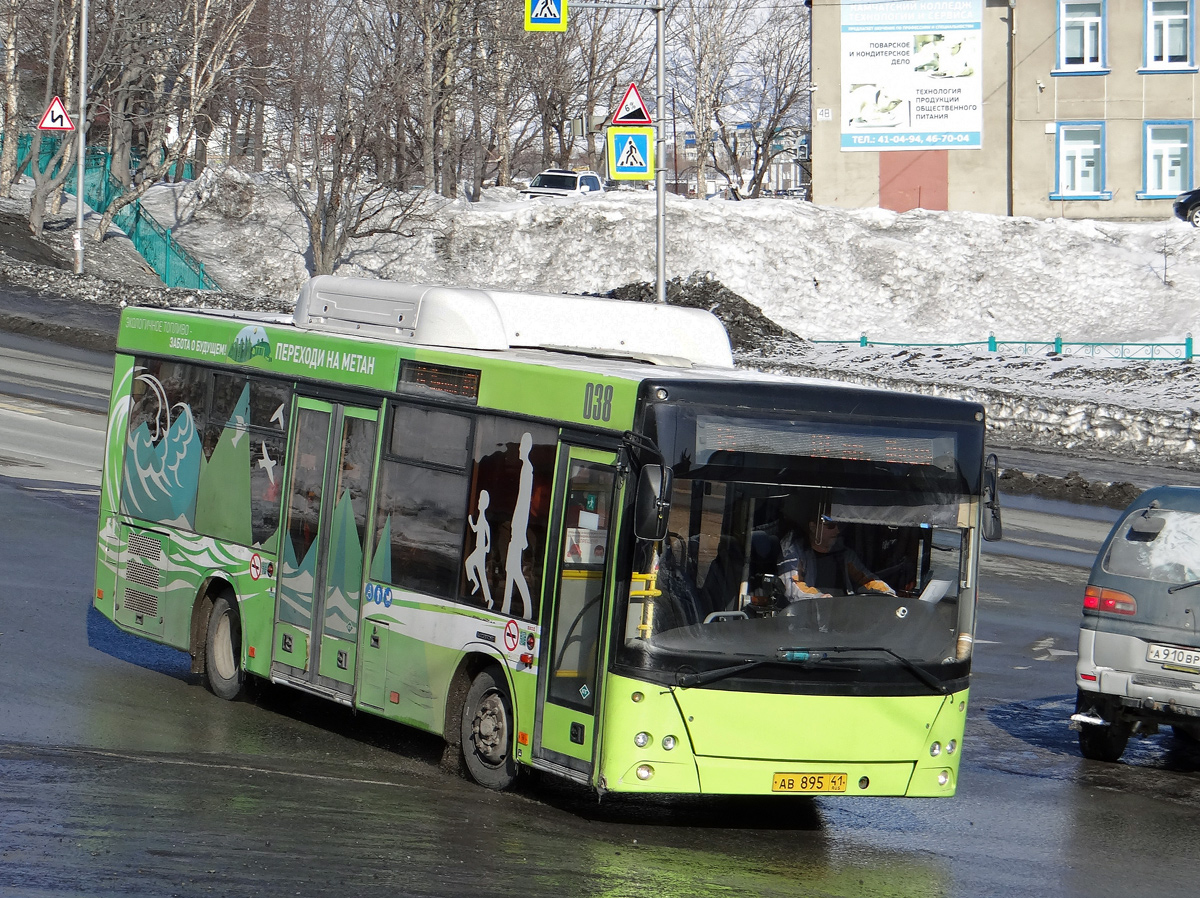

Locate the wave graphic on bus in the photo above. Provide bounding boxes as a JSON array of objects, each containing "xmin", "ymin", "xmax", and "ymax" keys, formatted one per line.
[{"xmin": 122, "ymin": 371, "xmax": 201, "ymax": 527}]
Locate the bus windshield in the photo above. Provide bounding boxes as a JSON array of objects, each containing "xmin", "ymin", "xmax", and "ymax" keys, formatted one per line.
[{"xmin": 617, "ymin": 406, "xmax": 980, "ymax": 688}]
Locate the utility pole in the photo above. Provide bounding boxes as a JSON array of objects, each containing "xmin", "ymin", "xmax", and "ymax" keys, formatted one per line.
[{"xmin": 73, "ymin": 0, "xmax": 88, "ymax": 275}]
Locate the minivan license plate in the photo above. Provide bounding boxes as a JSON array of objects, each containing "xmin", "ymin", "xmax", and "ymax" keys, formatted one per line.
[
  {"xmin": 1147, "ymin": 643, "xmax": 1200, "ymax": 668},
  {"xmin": 772, "ymin": 773, "xmax": 847, "ymax": 793}
]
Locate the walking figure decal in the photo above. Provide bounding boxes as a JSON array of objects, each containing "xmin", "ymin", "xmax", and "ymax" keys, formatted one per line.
[
  {"xmin": 501, "ymin": 433, "xmax": 535, "ymax": 616},
  {"xmin": 464, "ymin": 489, "xmax": 492, "ymax": 608}
]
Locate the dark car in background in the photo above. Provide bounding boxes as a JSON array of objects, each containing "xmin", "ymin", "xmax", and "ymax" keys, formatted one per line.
[
  {"xmin": 1173, "ymin": 188, "xmax": 1200, "ymax": 226},
  {"xmin": 1072, "ymin": 486, "xmax": 1200, "ymax": 762}
]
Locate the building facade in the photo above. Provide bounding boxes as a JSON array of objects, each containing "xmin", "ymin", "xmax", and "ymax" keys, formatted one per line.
[{"xmin": 811, "ymin": 0, "xmax": 1198, "ymax": 220}]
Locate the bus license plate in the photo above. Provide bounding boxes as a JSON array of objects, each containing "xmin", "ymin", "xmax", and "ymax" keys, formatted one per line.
[
  {"xmin": 771, "ymin": 773, "xmax": 847, "ymax": 793},
  {"xmin": 1147, "ymin": 643, "xmax": 1200, "ymax": 668}
]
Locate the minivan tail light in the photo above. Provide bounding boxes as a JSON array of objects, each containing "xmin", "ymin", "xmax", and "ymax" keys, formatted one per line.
[{"xmin": 1084, "ymin": 584, "xmax": 1137, "ymax": 615}]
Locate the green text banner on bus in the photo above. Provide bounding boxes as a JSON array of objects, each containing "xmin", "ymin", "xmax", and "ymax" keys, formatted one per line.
[{"xmin": 116, "ymin": 306, "xmax": 640, "ymax": 430}]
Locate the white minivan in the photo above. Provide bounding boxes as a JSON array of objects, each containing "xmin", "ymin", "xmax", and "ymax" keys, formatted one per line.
[{"xmin": 1073, "ymin": 486, "xmax": 1200, "ymax": 761}]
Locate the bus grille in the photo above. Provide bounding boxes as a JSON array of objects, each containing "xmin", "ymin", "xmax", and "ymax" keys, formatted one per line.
[
  {"xmin": 126, "ymin": 560, "xmax": 161, "ymax": 590},
  {"xmin": 128, "ymin": 533, "xmax": 163, "ymax": 561},
  {"xmin": 124, "ymin": 588, "xmax": 158, "ymax": 617}
]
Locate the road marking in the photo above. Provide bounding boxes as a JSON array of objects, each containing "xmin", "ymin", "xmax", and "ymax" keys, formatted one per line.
[{"xmin": 0, "ymin": 400, "xmax": 45, "ymax": 416}]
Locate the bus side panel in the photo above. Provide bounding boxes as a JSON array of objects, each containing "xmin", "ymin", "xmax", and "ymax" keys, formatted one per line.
[
  {"xmin": 357, "ymin": 596, "xmax": 540, "ymax": 742},
  {"xmin": 94, "ymin": 355, "xmax": 136, "ymax": 620}
]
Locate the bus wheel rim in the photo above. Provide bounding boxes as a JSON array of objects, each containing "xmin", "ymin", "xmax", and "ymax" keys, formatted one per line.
[
  {"xmin": 213, "ymin": 613, "xmax": 235, "ymax": 681},
  {"xmin": 471, "ymin": 690, "xmax": 508, "ymax": 767}
]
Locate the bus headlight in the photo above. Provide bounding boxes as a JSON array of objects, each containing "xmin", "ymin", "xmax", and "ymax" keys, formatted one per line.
[
  {"xmin": 930, "ymin": 741, "xmax": 942, "ymax": 757},
  {"xmin": 938, "ymin": 770, "xmax": 950, "ymax": 786},
  {"xmin": 662, "ymin": 735, "xmax": 676, "ymax": 750},
  {"xmin": 634, "ymin": 731, "xmax": 651, "ymax": 748},
  {"xmin": 946, "ymin": 739, "xmax": 957, "ymax": 755},
  {"xmin": 636, "ymin": 764, "xmax": 654, "ymax": 780}
]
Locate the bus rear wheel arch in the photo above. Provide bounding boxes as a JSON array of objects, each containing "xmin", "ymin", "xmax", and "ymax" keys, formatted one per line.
[
  {"xmin": 205, "ymin": 593, "xmax": 245, "ymax": 701},
  {"xmin": 460, "ymin": 667, "xmax": 518, "ymax": 790}
]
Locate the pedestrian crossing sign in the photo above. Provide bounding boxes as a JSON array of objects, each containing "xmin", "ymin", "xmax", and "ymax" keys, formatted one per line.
[
  {"xmin": 525, "ymin": 0, "xmax": 567, "ymax": 31},
  {"xmin": 607, "ymin": 127, "xmax": 655, "ymax": 180}
]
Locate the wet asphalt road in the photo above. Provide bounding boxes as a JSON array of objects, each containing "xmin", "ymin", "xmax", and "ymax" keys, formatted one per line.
[{"xmin": 4, "ymin": 326, "xmax": 1200, "ymax": 896}]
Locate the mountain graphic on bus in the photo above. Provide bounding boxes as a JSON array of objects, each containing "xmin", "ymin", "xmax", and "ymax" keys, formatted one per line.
[
  {"xmin": 229, "ymin": 325, "xmax": 271, "ymax": 364},
  {"xmin": 322, "ymin": 490, "xmax": 363, "ymax": 637}
]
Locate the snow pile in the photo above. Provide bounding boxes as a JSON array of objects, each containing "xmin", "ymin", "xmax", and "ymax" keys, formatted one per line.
[
  {"xmin": 8, "ymin": 168, "xmax": 1200, "ymax": 470},
  {"xmin": 144, "ymin": 169, "xmax": 1200, "ymax": 345}
]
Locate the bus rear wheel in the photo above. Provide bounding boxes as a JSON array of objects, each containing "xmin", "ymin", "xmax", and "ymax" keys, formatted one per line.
[
  {"xmin": 461, "ymin": 669, "xmax": 518, "ymax": 790},
  {"xmin": 205, "ymin": 595, "xmax": 244, "ymax": 701}
]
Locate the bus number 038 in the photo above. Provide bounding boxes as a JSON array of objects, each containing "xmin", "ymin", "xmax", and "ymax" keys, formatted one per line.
[{"xmin": 583, "ymin": 382, "xmax": 613, "ymax": 422}]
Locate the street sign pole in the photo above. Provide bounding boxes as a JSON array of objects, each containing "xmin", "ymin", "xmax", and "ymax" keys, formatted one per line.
[
  {"xmin": 654, "ymin": 2, "xmax": 665, "ymax": 303},
  {"xmin": 549, "ymin": 0, "xmax": 666, "ymax": 302},
  {"xmin": 74, "ymin": 0, "xmax": 88, "ymax": 275}
]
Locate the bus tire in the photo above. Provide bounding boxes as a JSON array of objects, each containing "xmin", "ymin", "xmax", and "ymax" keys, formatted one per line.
[
  {"xmin": 205, "ymin": 595, "xmax": 244, "ymax": 701},
  {"xmin": 460, "ymin": 668, "xmax": 518, "ymax": 790}
]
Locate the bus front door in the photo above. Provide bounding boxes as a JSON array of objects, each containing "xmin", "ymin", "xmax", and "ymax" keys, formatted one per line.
[
  {"xmin": 535, "ymin": 447, "xmax": 620, "ymax": 781},
  {"xmin": 272, "ymin": 397, "xmax": 379, "ymax": 701}
]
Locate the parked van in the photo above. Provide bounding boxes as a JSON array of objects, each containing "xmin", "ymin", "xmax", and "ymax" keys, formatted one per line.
[{"xmin": 1073, "ymin": 486, "xmax": 1200, "ymax": 761}]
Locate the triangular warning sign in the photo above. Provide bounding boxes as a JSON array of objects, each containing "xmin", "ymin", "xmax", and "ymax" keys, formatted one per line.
[
  {"xmin": 38, "ymin": 96, "xmax": 74, "ymax": 131},
  {"xmin": 613, "ymin": 83, "xmax": 652, "ymax": 125},
  {"xmin": 617, "ymin": 136, "xmax": 646, "ymax": 169}
]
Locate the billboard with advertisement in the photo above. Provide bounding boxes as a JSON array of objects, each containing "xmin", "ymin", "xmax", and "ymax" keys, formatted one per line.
[{"xmin": 841, "ymin": 0, "xmax": 982, "ymax": 152}]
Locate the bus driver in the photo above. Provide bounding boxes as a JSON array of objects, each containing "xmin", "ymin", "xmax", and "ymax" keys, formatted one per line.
[{"xmin": 778, "ymin": 498, "xmax": 896, "ymax": 600}]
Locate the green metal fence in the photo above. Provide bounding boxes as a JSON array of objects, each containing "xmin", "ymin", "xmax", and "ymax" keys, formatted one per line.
[
  {"xmin": 2, "ymin": 133, "xmax": 218, "ymax": 291},
  {"xmin": 814, "ymin": 333, "xmax": 1195, "ymax": 361}
]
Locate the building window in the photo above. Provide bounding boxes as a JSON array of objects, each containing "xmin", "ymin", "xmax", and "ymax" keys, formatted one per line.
[
  {"xmin": 1058, "ymin": 1, "xmax": 1106, "ymax": 71},
  {"xmin": 1147, "ymin": 1, "xmax": 1193, "ymax": 67},
  {"xmin": 1053, "ymin": 123, "xmax": 1111, "ymax": 200},
  {"xmin": 1142, "ymin": 122, "xmax": 1192, "ymax": 197}
]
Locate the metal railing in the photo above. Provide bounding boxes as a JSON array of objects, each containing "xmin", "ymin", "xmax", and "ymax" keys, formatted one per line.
[
  {"xmin": 2, "ymin": 133, "xmax": 218, "ymax": 291},
  {"xmin": 813, "ymin": 332, "xmax": 1195, "ymax": 361}
]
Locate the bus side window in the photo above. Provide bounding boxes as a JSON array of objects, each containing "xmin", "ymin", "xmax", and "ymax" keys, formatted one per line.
[
  {"xmin": 369, "ymin": 405, "xmax": 472, "ymax": 600},
  {"xmin": 462, "ymin": 418, "xmax": 556, "ymax": 619}
]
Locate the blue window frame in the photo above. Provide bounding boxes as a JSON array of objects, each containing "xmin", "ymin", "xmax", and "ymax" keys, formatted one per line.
[
  {"xmin": 1051, "ymin": 122, "xmax": 1112, "ymax": 200},
  {"xmin": 1139, "ymin": 121, "xmax": 1193, "ymax": 198},
  {"xmin": 1056, "ymin": 1, "xmax": 1109, "ymax": 74},
  {"xmin": 1143, "ymin": 1, "xmax": 1196, "ymax": 71}
]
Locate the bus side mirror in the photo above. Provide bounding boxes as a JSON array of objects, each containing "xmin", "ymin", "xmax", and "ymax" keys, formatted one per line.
[
  {"xmin": 634, "ymin": 465, "xmax": 673, "ymax": 541},
  {"xmin": 981, "ymin": 452, "xmax": 1002, "ymax": 542}
]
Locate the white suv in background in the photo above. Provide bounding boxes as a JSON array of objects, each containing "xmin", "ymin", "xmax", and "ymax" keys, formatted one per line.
[{"xmin": 519, "ymin": 169, "xmax": 606, "ymax": 199}]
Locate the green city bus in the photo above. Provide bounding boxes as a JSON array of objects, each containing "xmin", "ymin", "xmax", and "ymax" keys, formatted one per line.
[{"xmin": 94, "ymin": 276, "xmax": 999, "ymax": 796}]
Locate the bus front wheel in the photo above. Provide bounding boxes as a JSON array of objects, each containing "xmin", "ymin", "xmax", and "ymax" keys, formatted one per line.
[
  {"xmin": 205, "ymin": 595, "xmax": 244, "ymax": 701},
  {"xmin": 461, "ymin": 669, "xmax": 518, "ymax": 790}
]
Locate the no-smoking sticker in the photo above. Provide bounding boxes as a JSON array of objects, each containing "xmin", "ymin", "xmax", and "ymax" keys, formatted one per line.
[
  {"xmin": 504, "ymin": 619, "xmax": 519, "ymax": 652},
  {"xmin": 249, "ymin": 554, "xmax": 262, "ymax": 581}
]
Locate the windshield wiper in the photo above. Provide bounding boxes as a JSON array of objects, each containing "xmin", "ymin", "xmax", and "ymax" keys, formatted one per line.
[
  {"xmin": 674, "ymin": 661, "xmax": 766, "ymax": 688},
  {"xmin": 778, "ymin": 645, "xmax": 950, "ymax": 695},
  {"xmin": 1168, "ymin": 578, "xmax": 1200, "ymax": 594},
  {"xmin": 674, "ymin": 650, "xmax": 849, "ymax": 688}
]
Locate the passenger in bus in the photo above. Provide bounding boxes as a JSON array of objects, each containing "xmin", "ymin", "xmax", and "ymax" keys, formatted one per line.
[{"xmin": 778, "ymin": 501, "xmax": 896, "ymax": 600}]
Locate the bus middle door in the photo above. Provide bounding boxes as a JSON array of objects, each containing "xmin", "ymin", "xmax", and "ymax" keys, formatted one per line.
[
  {"xmin": 272, "ymin": 397, "xmax": 379, "ymax": 701},
  {"xmin": 535, "ymin": 445, "xmax": 620, "ymax": 782}
]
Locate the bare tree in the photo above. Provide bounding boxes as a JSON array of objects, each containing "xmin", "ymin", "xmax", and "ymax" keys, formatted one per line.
[
  {"xmin": 730, "ymin": 5, "xmax": 810, "ymax": 197},
  {"xmin": 669, "ymin": 0, "xmax": 758, "ymax": 198},
  {"xmin": 281, "ymin": 2, "xmax": 436, "ymax": 275},
  {"xmin": 0, "ymin": 0, "xmax": 58, "ymax": 199},
  {"xmin": 91, "ymin": 0, "xmax": 258, "ymax": 238},
  {"xmin": 26, "ymin": 0, "xmax": 84, "ymax": 235}
]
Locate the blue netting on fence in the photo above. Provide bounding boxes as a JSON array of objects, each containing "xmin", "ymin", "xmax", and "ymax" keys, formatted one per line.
[{"xmin": 3, "ymin": 133, "xmax": 219, "ymax": 291}]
